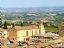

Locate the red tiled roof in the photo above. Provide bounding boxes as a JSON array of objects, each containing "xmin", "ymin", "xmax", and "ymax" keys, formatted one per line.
[
  {"xmin": 7, "ymin": 24, "xmax": 39, "ymax": 32},
  {"xmin": 14, "ymin": 25, "xmax": 39, "ymax": 30}
]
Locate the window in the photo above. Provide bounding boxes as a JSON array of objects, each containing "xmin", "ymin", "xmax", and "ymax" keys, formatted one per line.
[
  {"xmin": 0, "ymin": 33, "xmax": 2, "ymax": 35},
  {"xmin": 35, "ymin": 30, "xmax": 37, "ymax": 35},
  {"xmin": 32, "ymin": 30, "xmax": 33, "ymax": 36},
  {"xmin": 26, "ymin": 31, "xmax": 28, "ymax": 36},
  {"xmin": 39, "ymin": 30, "xmax": 41, "ymax": 34},
  {"xmin": 4, "ymin": 34, "xmax": 6, "ymax": 36}
]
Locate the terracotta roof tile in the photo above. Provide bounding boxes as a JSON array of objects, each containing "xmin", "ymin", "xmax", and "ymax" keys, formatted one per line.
[
  {"xmin": 14, "ymin": 25, "xmax": 39, "ymax": 30},
  {"xmin": 7, "ymin": 25, "xmax": 39, "ymax": 32}
]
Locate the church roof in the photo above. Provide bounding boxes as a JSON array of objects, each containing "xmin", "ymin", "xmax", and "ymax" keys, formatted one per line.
[
  {"xmin": 7, "ymin": 24, "xmax": 39, "ymax": 32},
  {"xmin": 14, "ymin": 25, "xmax": 39, "ymax": 30},
  {"xmin": 0, "ymin": 28, "xmax": 7, "ymax": 32}
]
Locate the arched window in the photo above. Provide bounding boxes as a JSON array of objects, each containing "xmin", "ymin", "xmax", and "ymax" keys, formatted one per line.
[
  {"xmin": 35, "ymin": 30, "xmax": 37, "ymax": 35},
  {"xmin": 0, "ymin": 33, "xmax": 2, "ymax": 35},
  {"xmin": 26, "ymin": 31, "xmax": 28, "ymax": 36},
  {"xmin": 39, "ymin": 30, "xmax": 41, "ymax": 34},
  {"xmin": 32, "ymin": 30, "xmax": 33, "ymax": 36}
]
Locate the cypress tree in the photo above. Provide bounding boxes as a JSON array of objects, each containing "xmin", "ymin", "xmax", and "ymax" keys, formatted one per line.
[
  {"xmin": 20, "ymin": 22, "xmax": 23, "ymax": 26},
  {"xmin": 12, "ymin": 23, "xmax": 15, "ymax": 28},
  {"xmin": 4, "ymin": 21, "xmax": 7, "ymax": 29}
]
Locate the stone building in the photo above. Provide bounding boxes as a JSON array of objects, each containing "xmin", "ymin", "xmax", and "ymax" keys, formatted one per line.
[
  {"xmin": 0, "ymin": 28, "xmax": 8, "ymax": 39},
  {"xmin": 8, "ymin": 22, "xmax": 45, "ymax": 41}
]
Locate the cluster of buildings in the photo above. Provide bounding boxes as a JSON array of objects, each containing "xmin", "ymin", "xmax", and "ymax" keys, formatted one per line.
[
  {"xmin": 30, "ymin": 32, "xmax": 64, "ymax": 48},
  {"xmin": 0, "ymin": 21, "xmax": 64, "ymax": 48},
  {"xmin": 0, "ymin": 17, "xmax": 64, "ymax": 48}
]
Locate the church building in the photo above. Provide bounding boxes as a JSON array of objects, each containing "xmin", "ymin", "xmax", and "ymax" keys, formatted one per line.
[{"xmin": 8, "ymin": 22, "xmax": 45, "ymax": 41}]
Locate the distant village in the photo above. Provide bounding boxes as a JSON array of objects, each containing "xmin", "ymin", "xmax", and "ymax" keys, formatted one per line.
[{"xmin": 0, "ymin": 17, "xmax": 64, "ymax": 48}]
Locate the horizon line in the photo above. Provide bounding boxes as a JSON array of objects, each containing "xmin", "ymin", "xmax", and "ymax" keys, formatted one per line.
[{"xmin": 0, "ymin": 6, "xmax": 64, "ymax": 8}]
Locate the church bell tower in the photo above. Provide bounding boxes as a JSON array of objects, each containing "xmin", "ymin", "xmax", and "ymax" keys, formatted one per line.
[
  {"xmin": 40, "ymin": 22, "xmax": 45, "ymax": 34},
  {"xmin": 38, "ymin": 21, "xmax": 45, "ymax": 35}
]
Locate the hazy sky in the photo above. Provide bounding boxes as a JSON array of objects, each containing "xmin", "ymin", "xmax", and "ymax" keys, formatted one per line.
[{"xmin": 0, "ymin": 0, "xmax": 64, "ymax": 8}]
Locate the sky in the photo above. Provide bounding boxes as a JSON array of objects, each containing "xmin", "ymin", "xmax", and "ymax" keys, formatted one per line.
[{"xmin": 0, "ymin": 0, "xmax": 64, "ymax": 8}]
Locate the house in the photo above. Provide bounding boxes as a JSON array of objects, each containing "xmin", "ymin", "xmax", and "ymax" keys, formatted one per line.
[
  {"xmin": 0, "ymin": 28, "xmax": 8, "ymax": 39},
  {"xmin": 51, "ymin": 41, "xmax": 64, "ymax": 48},
  {"xmin": 43, "ymin": 32, "xmax": 60, "ymax": 40},
  {"xmin": 8, "ymin": 22, "xmax": 45, "ymax": 41}
]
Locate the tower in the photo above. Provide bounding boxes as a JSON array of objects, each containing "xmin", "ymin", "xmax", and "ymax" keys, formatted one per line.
[
  {"xmin": 40, "ymin": 22, "xmax": 45, "ymax": 34},
  {"xmin": 37, "ymin": 21, "xmax": 45, "ymax": 34}
]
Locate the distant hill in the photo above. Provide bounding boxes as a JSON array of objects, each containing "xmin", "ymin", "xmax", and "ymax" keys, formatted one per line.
[{"xmin": 0, "ymin": 7, "xmax": 64, "ymax": 12}]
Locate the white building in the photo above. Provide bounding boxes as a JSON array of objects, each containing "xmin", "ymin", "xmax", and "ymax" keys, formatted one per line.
[{"xmin": 0, "ymin": 28, "xmax": 8, "ymax": 39}]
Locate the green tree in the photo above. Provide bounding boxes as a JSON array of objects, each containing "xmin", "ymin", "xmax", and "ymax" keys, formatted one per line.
[
  {"xmin": 20, "ymin": 22, "xmax": 23, "ymax": 26},
  {"xmin": 3, "ymin": 21, "xmax": 7, "ymax": 29},
  {"xmin": 29, "ymin": 21, "xmax": 32, "ymax": 25},
  {"xmin": 12, "ymin": 23, "xmax": 15, "ymax": 28},
  {"xmin": 0, "ymin": 21, "xmax": 3, "ymax": 28}
]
